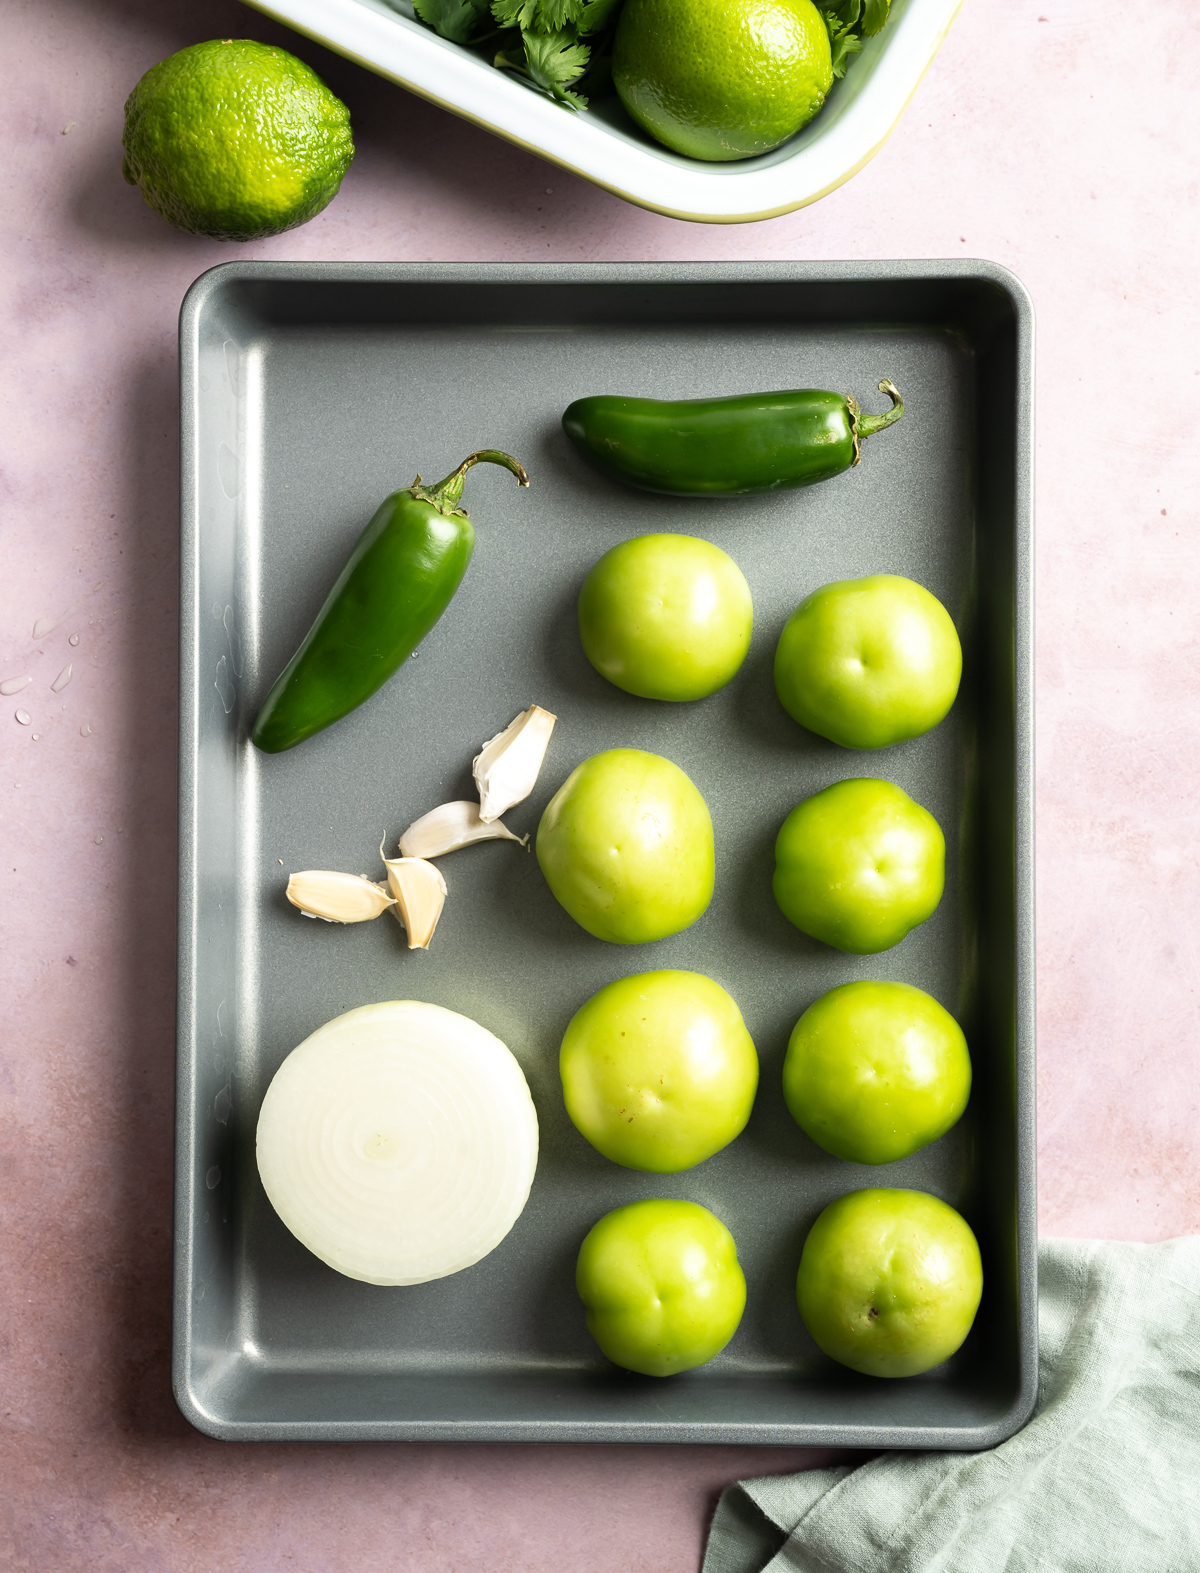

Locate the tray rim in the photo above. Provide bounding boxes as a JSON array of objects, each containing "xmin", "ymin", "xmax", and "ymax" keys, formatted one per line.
[
  {"xmin": 174, "ymin": 258, "xmax": 1037, "ymax": 1446},
  {"xmin": 241, "ymin": 0, "xmax": 964, "ymax": 224}
]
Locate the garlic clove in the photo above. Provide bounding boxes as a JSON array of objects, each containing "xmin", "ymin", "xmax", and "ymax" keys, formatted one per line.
[
  {"xmin": 287, "ymin": 871, "xmax": 395, "ymax": 924},
  {"xmin": 398, "ymin": 800, "xmax": 528, "ymax": 859},
  {"xmin": 383, "ymin": 857, "xmax": 447, "ymax": 950},
  {"xmin": 473, "ymin": 704, "xmax": 557, "ymax": 823}
]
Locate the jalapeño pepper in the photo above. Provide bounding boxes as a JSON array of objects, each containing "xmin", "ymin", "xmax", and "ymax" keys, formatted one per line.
[
  {"xmin": 561, "ymin": 380, "xmax": 904, "ymax": 498},
  {"xmin": 251, "ymin": 450, "xmax": 528, "ymax": 754}
]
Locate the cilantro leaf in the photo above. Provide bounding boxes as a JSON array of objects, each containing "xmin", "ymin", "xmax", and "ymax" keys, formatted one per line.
[
  {"xmin": 522, "ymin": 28, "xmax": 591, "ymax": 100},
  {"xmin": 490, "ymin": 0, "xmax": 615, "ymax": 36},
  {"xmin": 817, "ymin": 0, "xmax": 890, "ymax": 77},
  {"xmin": 413, "ymin": 0, "xmax": 493, "ymax": 44},
  {"xmin": 860, "ymin": 0, "xmax": 891, "ymax": 35},
  {"xmin": 574, "ymin": 0, "xmax": 622, "ymax": 35},
  {"xmin": 492, "ymin": 0, "xmax": 538, "ymax": 30},
  {"xmin": 492, "ymin": 0, "xmax": 588, "ymax": 31},
  {"xmin": 541, "ymin": 0, "xmax": 591, "ymax": 26},
  {"xmin": 818, "ymin": 0, "xmax": 861, "ymax": 27},
  {"xmin": 495, "ymin": 27, "xmax": 591, "ymax": 109},
  {"xmin": 829, "ymin": 28, "xmax": 863, "ymax": 77}
]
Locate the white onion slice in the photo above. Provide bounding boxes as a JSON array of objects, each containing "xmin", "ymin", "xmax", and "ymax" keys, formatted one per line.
[{"xmin": 256, "ymin": 1001, "xmax": 538, "ymax": 1286}]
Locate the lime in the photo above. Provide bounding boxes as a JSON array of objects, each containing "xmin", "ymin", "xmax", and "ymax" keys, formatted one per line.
[
  {"xmin": 613, "ymin": 0, "xmax": 834, "ymax": 162},
  {"xmin": 122, "ymin": 39, "xmax": 354, "ymax": 241}
]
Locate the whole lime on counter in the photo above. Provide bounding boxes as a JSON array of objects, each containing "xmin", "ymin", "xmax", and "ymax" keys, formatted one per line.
[
  {"xmin": 560, "ymin": 970, "xmax": 759, "ymax": 1172},
  {"xmin": 122, "ymin": 39, "xmax": 354, "ymax": 240},
  {"xmin": 577, "ymin": 1198, "xmax": 746, "ymax": 1375},
  {"xmin": 612, "ymin": 0, "xmax": 834, "ymax": 162},
  {"xmin": 783, "ymin": 981, "xmax": 970, "ymax": 1164},
  {"xmin": 775, "ymin": 575, "xmax": 963, "ymax": 750},
  {"xmin": 773, "ymin": 777, "xmax": 944, "ymax": 953},
  {"xmin": 578, "ymin": 534, "xmax": 753, "ymax": 702},
  {"xmin": 796, "ymin": 1188, "xmax": 982, "ymax": 1377},
  {"xmin": 537, "ymin": 748, "xmax": 714, "ymax": 944}
]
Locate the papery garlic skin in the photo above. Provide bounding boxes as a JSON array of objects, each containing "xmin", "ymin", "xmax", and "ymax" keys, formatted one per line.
[
  {"xmin": 398, "ymin": 800, "xmax": 528, "ymax": 859},
  {"xmin": 383, "ymin": 857, "xmax": 447, "ymax": 950},
  {"xmin": 287, "ymin": 870, "xmax": 395, "ymax": 923},
  {"xmin": 473, "ymin": 704, "xmax": 557, "ymax": 823}
]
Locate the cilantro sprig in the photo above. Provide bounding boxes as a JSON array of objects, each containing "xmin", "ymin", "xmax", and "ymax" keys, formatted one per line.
[
  {"xmin": 494, "ymin": 28, "xmax": 592, "ymax": 108},
  {"xmin": 412, "ymin": 0, "xmax": 619, "ymax": 108},
  {"xmin": 412, "ymin": 0, "xmax": 494, "ymax": 46},
  {"xmin": 412, "ymin": 0, "xmax": 620, "ymax": 109},
  {"xmin": 816, "ymin": 0, "xmax": 892, "ymax": 79}
]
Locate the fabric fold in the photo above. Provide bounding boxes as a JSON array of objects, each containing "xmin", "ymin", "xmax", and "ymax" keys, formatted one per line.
[{"xmin": 704, "ymin": 1237, "xmax": 1200, "ymax": 1573}]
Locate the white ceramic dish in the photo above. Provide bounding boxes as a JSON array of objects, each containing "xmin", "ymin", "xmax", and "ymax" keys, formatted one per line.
[{"xmin": 242, "ymin": 0, "xmax": 963, "ymax": 224}]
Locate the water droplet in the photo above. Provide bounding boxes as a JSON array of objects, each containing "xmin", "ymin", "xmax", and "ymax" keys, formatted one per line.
[
  {"xmin": 214, "ymin": 1084, "xmax": 232, "ymax": 1124},
  {"xmin": 223, "ymin": 607, "xmax": 243, "ymax": 676},
  {"xmin": 217, "ymin": 443, "xmax": 239, "ymax": 499},
  {"xmin": 14, "ymin": 710, "xmax": 30, "ymax": 725},
  {"xmin": 0, "ymin": 676, "xmax": 32, "ymax": 696},
  {"xmin": 94, "ymin": 834, "xmax": 104, "ymax": 844},
  {"xmin": 214, "ymin": 655, "xmax": 235, "ymax": 713},
  {"xmin": 79, "ymin": 723, "xmax": 92, "ymax": 737},
  {"xmin": 212, "ymin": 604, "xmax": 222, "ymax": 621},
  {"xmin": 66, "ymin": 956, "xmax": 78, "ymax": 966},
  {"xmin": 199, "ymin": 374, "xmax": 211, "ymax": 392},
  {"xmin": 32, "ymin": 586, "xmax": 96, "ymax": 642},
  {"xmin": 68, "ymin": 634, "xmax": 79, "ymax": 647},
  {"xmin": 30, "ymin": 734, "xmax": 39, "ymax": 741},
  {"xmin": 410, "ymin": 648, "xmax": 420, "ymax": 659},
  {"xmin": 223, "ymin": 340, "xmax": 241, "ymax": 394},
  {"xmin": 206, "ymin": 1166, "xmax": 221, "ymax": 1190},
  {"xmin": 51, "ymin": 664, "xmax": 72, "ymax": 694}
]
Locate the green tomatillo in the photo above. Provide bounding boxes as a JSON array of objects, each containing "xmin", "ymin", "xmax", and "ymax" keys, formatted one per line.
[
  {"xmin": 774, "ymin": 574, "xmax": 962, "ymax": 750},
  {"xmin": 578, "ymin": 534, "xmax": 753, "ymax": 701},
  {"xmin": 537, "ymin": 748, "xmax": 715, "ymax": 943},
  {"xmin": 560, "ymin": 970, "xmax": 759, "ymax": 1172},
  {"xmin": 796, "ymin": 1187, "xmax": 983, "ymax": 1378},
  {"xmin": 783, "ymin": 981, "xmax": 970, "ymax": 1164},
  {"xmin": 576, "ymin": 1198, "xmax": 746, "ymax": 1376},
  {"xmin": 773, "ymin": 778, "xmax": 944, "ymax": 953}
]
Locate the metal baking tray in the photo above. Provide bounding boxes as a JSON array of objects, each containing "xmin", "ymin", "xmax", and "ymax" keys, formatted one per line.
[{"xmin": 175, "ymin": 261, "xmax": 1035, "ymax": 1445}]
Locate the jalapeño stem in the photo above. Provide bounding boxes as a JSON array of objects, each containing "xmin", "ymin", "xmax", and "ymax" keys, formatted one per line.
[
  {"xmin": 420, "ymin": 450, "xmax": 530, "ymax": 514},
  {"xmin": 856, "ymin": 380, "xmax": 905, "ymax": 441}
]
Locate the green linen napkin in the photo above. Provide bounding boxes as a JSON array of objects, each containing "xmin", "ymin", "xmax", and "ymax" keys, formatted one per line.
[{"xmin": 704, "ymin": 1238, "xmax": 1200, "ymax": 1572}]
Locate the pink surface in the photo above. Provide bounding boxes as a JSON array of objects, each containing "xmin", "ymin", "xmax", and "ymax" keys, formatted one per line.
[{"xmin": 3, "ymin": 0, "xmax": 1199, "ymax": 1567}]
